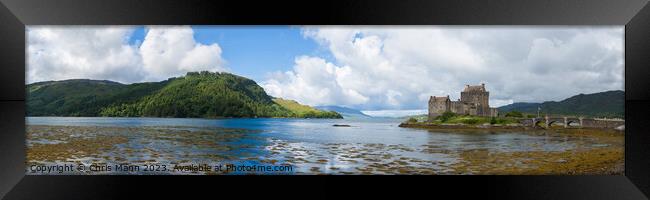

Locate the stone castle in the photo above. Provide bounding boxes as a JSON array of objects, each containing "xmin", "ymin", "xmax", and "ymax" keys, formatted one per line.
[{"xmin": 428, "ymin": 83, "xmax": 498, "ymax": 121}]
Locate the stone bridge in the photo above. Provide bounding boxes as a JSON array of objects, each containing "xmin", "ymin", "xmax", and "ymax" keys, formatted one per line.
[{"xmin": 519, "ymin": 116, "xmax": 625, "ymax": 129}]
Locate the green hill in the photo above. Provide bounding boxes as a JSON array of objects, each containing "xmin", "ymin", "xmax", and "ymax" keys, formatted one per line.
[
  {"xmin": 497, "ymin": 90, "xmax": 624, "ymax": 118},
  {"xmin": 27, "ymin": 79, "xmax": 168, "ymax": 116},
  {"xmin": 27, "ymin": 71, "xmax": 341, "ymax": 119},
  {"xmin": 273, "ymin": 98, "xmax": 342, "ymax": 118}
]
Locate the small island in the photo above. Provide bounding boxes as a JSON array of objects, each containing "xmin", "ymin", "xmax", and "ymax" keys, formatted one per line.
[
  {"xmin": 399, "ymin": 111, "xmax": 525, "ymax": 131},
  {"xmin": 333, "ymin": 124, "xmax": 352, "ymax": 127}
]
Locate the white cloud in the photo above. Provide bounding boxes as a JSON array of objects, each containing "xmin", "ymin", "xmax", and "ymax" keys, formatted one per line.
[
  {"xmin": 28, "ymin": 26, "xmax": 144, "ymax": 83},
  {"xmin": 27, "ymin": 26, "xmax": 226, "ymax": 84},
  {"xmin": 263, "ymin": 26, "xmax": 624, "ymax": 110},
  {"xmin": 261, "ymin": 56, "xmax": 369, "ymax": 106},
  {"xmin": 140, "ymin": 27, "xmax": 226, "ymax": 81}
]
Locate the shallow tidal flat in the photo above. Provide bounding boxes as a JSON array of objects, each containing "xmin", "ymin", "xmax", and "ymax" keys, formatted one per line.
[
  {"xmin": 444, "ymin": 128, "xmax": 624, "ymax": 175},
  {"xmin": 26, "ymin": 125, "xmax": 261, "ymax": 175},
  {"xmin": 26, "ymin": 124, "xmax": 623, "ymax": 175}
]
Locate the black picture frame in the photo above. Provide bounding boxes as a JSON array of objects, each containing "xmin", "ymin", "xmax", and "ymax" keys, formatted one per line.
[{"xmin": 1, "ymin": 0, "xmax": 649, "ymax": 199}]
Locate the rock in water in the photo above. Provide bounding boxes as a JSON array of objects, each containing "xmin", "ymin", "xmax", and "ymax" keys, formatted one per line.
[{"xmin": 615, "ymin": 125, "xmax": 624, "ymax": 131}]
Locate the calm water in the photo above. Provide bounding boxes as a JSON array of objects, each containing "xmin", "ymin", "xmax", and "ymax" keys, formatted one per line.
[{"xmin": 26, "ymin": 117, "xmax": 599, "ymax": 174}]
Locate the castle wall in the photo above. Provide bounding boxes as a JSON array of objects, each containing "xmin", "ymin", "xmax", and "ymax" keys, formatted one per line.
[
  {"xmin": 490, "ymin": 108, "xmax": 498, "ymax": 117},
  {"xmin": 450, "ymin": 101, "xmax": 461, "ymax": 113}
]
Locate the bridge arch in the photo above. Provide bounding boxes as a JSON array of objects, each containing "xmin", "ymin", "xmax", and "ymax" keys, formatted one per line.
[
  {"xmin": 566, "ymin": 120, "xmax": 580, "ymax": 127},
  {"xmin": 524, "ymin": 117, "xmax": 621, "ymax": 129},
  {"xmin": 547, "ymin": 120, "xmax": 563, "ymax": 127}
]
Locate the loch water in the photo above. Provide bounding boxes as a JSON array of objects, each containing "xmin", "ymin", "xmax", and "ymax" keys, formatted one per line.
[{"xmin": 26, "ymin": 117, "xmax": 613, "ymax": 174}]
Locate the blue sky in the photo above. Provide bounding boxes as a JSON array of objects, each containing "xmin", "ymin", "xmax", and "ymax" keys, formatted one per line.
[{"xmin": 126, "ymin": 26, "xmax": 333, "ymax": 82}]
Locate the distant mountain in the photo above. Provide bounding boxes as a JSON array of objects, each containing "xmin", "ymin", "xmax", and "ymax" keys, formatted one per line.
[
  {"xmin": 27, "ymin": 71, "xmax": 341, "ymax": 119},
  {"xmin": 498, "ymin": 90, "xmax": 624, "ymax": 118},
  {"xmin": 314, "ymin": 105, "xmax": 371, "ymax": 118}
]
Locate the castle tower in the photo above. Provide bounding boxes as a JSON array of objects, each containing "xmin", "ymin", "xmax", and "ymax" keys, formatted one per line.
[{"xmin": 459, "ymin": 83, "xmax": 490, "ymax": 116}]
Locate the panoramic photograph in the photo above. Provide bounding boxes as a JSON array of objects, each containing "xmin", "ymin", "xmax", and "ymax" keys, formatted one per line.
[{"xmin": 25, "ymin": 26, "xmax": 624, "ymax": 175}]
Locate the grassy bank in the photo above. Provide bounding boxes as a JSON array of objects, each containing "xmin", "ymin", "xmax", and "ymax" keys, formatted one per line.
[
  {"xmin": 272, "ymin": 98, "xmax": 342, "ymax": 118},
  {"xmin": 403, "ymin": 111, "xmax": 520, "ymax": 126}
]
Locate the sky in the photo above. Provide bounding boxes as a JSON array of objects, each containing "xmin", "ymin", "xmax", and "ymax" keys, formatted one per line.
[{"xmin": 27, "ymin": 26, "xmax": 624, "ymax": 115}]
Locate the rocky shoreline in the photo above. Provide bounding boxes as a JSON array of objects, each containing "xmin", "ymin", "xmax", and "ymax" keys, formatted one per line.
[
  {"xmin": 398, "ymin": 122, "xmax": 624, "ymax": 133},
  {"xmin": 398, "ymin": 122, "xmax": 534, "ymax": 131}
]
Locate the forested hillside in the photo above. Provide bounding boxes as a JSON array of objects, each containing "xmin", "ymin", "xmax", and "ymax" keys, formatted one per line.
[
  {"xmin": 498, "ymin": 90, "xmax": 624, "ymax": 118},
  {"xmin": 27, "ymin": 71, "xmax": 341, "ymax": 119}
]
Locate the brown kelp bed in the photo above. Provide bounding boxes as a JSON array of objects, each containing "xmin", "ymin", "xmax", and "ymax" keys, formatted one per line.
[
  {"xmin": 26, "ymin": 125, "xmax": 623, "ymax": 175},
  {"xmin": 447, "ymin": 128, "xmax": 624, "ymax": 175},
  {"xmin": 26, "ymin": 125, "xmax": 264, "ymax": 174}
]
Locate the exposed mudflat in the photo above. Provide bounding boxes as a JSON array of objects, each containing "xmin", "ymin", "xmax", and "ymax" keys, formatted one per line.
[{"xmin": 26, "ymin": 123, "xmax": 622, "ymax": 175}]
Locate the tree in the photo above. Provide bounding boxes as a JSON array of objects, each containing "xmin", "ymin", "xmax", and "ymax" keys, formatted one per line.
[
  {"xmin": 505, "ymin": 111, "xmax": 524, "ymax": 118},
  {"xmin": 407, "ymin": 117, "xmax": 418, "ymax": 123},
  {"xmin": 490, "ymin": 117, "xmax": 497, "ymax": 124},
  {"xmin": 437, "ymin": 111, "xmax": 456, "ymax": 122}
]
